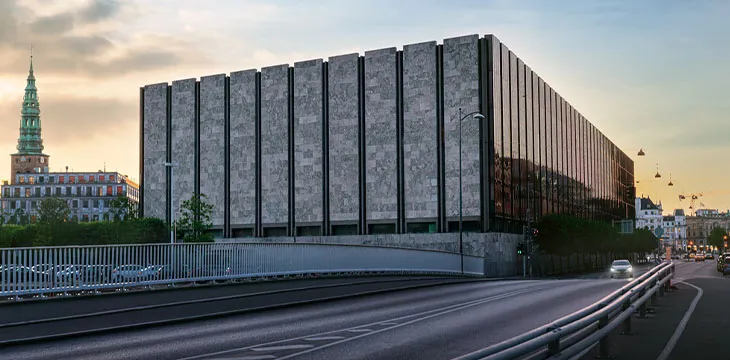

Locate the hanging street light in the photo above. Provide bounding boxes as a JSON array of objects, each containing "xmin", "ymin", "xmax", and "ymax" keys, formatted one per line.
[
  {"xmin": 638, "ymin": 148, "xmax": 646, "ymax": 156},
  {"xmin": 654, "ymin": 163, "xmax": 662, "ymax": 178}
]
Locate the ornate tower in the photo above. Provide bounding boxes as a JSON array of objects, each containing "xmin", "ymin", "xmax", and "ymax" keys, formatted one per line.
[{"xmin": 10, "ymin": 54, "xmax": 49, "ymax": 183}]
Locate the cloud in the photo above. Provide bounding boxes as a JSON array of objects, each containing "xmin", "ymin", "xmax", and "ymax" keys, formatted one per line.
[
  {"xmin": 0, "ymin": 0, "xmax": 205, "ymax": 79},
  {"xmin": 80, "ymin": 0, "xmax": 120, "ymax": 23}
]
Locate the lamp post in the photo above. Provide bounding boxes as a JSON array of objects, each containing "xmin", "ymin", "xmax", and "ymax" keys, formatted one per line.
[
  {"xmin": 164, "ymin": 162, "xmax": 178, "ymax": 244},
  {"xmin": 458, "ymin": 108, "xmax": 486, "ymax": 275}
]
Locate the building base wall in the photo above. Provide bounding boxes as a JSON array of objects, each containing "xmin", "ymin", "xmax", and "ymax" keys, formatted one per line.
[{"xmin": 219, "ymin": 232, "xmax": 521, "ymax": 277}]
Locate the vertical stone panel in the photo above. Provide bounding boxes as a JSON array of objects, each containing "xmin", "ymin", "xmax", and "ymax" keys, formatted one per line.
[
  {"xmin": 508, "ymin": 51, "xmax": 519, "ymax": 219},
  {"xmin": 444, "ymin": 34, "xmax": 480, "ymax": 218},
  {"xmin": 142, "ymin": 83, "xmax": 168, "ymax": 220},
  {"xmin": 293, "ymin": 59, "xmax": 324, "ymax": 224},
  {"xmin": 500, "ymin": 43, "xmax": 512, "ymax": 218},
  {"xmin": 488, "ymin": 36, "xmax": 504, "ymax": 219},
  {"xmin": 328, "ymin": 54, "xmax": 360, "ymax": 222},
  {"xmin": 364, "ymin": 47, "xmax": 398, "ymax": 221},
  {"xmin": 260, "ymin": 64, "xmax": 290, "ymax": 225},
  {"xmin": 199, "ymin": 74, "xmax": 226, "ymax": 226},
  {"xmin": 229, "ymin": 69, "xmax": 257, "ymax": 226},
  {"xmin": 403, "ymin": 41, "xmax": 437, "ymax": 220},
  {"xmin": 171, "ymin": 79, "xmax": 196, "ymax": 222}
]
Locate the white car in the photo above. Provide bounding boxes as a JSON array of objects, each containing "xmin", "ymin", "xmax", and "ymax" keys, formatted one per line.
[{"xmin": 610, "ymin": 260, "xmax": 633, "ymax": 278}]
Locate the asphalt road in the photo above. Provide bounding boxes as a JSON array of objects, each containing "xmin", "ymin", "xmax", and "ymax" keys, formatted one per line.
[
  {"xmin": 0, "ymin": 277, "xmax": 630, "ymax": 360},
  {"xmin": 578, "ymin": 259, "xmax": 729, "ymax": 360}
]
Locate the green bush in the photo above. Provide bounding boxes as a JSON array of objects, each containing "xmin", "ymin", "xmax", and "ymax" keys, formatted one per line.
[{"xmin": 0, "ymin": 218, "xmax": 168, "ymax": 248}]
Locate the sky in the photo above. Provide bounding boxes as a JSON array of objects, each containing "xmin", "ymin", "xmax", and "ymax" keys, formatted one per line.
[{"xmin": 0, "ymin": 0, "xmax": 728, "ymax": 215}]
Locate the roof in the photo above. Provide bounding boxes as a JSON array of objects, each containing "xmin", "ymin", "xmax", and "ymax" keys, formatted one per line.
[
  {"xmin": 663, "ymin": 216, "xmax": 675, "ymax": 222},
  {"xmin": 674, "ymin": 209, "xmax": 685, "ymax": 217},
  {"xmin": 639, "ymin": 197, "xmax": 659, "ymax": 210}
]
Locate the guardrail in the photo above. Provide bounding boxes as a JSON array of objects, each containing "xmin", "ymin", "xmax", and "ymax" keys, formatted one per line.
[
  {"xmin": 455, "ymin": 261, "xmax": 675, "ymax": 360},
  {"xmin": 0, "ymin": 242, "xmax": 485, "ymax": 298}
]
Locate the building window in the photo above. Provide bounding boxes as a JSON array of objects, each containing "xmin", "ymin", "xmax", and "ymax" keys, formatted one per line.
[
  {"xmin": 107, "ymin": 186, "xmax": 113, "ymax": 196},
  {"xmin": 109, "ymin": 175, "xmax": 115, "ymax": 182},
  {"xmin": 44, "ymin": 187, "xmax": 50, "ymax": 196},
  {"xmin": 69, "ymin": 176, "xmax": 76, "ymax": 183},
  {"xmin": 117, "ymin": 186, "xmax": 123, "ymax": 195},
  {"xmin": 25, "ymin": 188, "xmax": 31, "ymax": 197},
  {"xmin": 34, "ymin": 188, "xmax": 40, "ymax": 197},
  {"xmin": 14, "ymin": 188, "xmax": 20, "ymax": 197},
  {"xmin": 98, "ymin": 187, "xmax": 104, "ymax": 196},
  {"xmin": 59, "ymin": 176, "xmax": 65, "ymax": 184},
  {"xmin": 28, "ymin": 176, "xmax": 34, "ymax": 185},
  {"xmin": 72, "ymin": 200, "xmax": 78, "ymax": 208},
  {"xmin": 89, "ymin": 175, "xmax": 95, "ymax": 182},
  {"xmin": 83, "ymin": 200, "xmax": 89, "ymax": 208},
  {"xmin": 18, "ymin": 177, "xmax": 25, "ymax": 184}
]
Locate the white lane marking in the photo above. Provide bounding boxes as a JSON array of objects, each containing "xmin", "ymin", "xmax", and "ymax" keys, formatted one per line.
[
  {"xmin": 379, "ymin": 322, "xmax": 398, "ymax": 326},
  {"xmin": 274, "ymin": 290, "xmax": 536, "ymax": 360},
  {"xmin": 347, "ymin": 329, "xmax": 372, "ymax": 333},
  {"xmin": 250, "ymin": 345, "xmax": 313, "ymax": 352},
  {"xmin": 178, "ymin": 286, "xmax": 542, "ymax": 360},
  {"xmin": 304, "ymin": 336, "xmax": 345, "ymax": 341},
  {"xmin": 656, "ymin": 281, "xmax": 703, "ymax": 360}
]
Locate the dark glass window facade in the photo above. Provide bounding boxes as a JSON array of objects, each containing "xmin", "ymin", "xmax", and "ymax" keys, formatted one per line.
[{"xmin": 489, "ymin": 39, "xmax": 634, "ymax": 232}]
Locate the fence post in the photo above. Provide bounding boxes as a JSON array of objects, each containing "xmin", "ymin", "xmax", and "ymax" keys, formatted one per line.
[
  {"xmin": 621, "ymin": 296, "xmax": 633, "ymax": 335},
  {"xmin": 597, "ymin": 314, "xmax": 612, "ymax": 358}
]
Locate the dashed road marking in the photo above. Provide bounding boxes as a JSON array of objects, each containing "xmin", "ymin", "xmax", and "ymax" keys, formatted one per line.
[
  {"xmin": 250, "ymin": 345, "xmax": 313, "ymax": 352},
  {"xmin": 379, "ymin": 322, "xmax": 398, "ymax": 326},
  {"xmin": 304, "ymin": 336, "xmax": 345, "ymax": 341},
  {"xmin": 347, "ymin": 328, "xmax": 372, "ymax": 333}
]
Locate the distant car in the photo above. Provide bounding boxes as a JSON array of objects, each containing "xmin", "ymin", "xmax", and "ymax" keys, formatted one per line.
[
  {"xmin": 721, "ymin": 258, "xmax": 730, "ymax": 275},
  {"xmin": 689, "ymin": 253, "xmax": 696, "ymax": 259},
  {"xmin": 695, "ymin": 254, "xmax": 705, "ymax": 262},
  {"xmin": 610, "ymin": 260, "xmax": 633, "ymax": 279},
  {"xmin": 705, "ymin": 253, "xmax": 714, "ymax": 260}
]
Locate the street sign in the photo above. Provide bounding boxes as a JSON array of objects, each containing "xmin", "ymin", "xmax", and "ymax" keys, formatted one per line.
[{"xmin": 654, "ymin": 226, "xmax": 664, "ymax": 238}]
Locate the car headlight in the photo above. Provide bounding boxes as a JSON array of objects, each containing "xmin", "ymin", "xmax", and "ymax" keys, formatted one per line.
[
  {"xmin": 610, "ymin": 268, "xmax": 616, "ymax": 272},
  {"xmin": 627, "ymin": 266, "xmax": 633, "ymax": 271}
]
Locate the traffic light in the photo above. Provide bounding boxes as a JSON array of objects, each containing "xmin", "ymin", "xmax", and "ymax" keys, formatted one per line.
[{"xmin": 517, "ymin": 243, "xmax": 525, "ymax": 255}]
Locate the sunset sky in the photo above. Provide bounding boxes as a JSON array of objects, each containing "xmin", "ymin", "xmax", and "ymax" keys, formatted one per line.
[{"xmin": 0, "ymin": 0, "xmax": 727, "ymax": 215}]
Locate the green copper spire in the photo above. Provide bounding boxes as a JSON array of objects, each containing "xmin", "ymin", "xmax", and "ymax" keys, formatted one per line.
[{"xmin": 15, "ymin": 54, "xmax": 45, "ymax": 155}]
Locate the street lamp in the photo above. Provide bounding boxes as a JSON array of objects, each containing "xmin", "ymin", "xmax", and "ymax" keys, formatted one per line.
[
  {"xmin": 164, "ymin": 162, "xmax": 178, "ymax": 244},
  {"xmin": 458, "ymin": 108, "xmax": 486, "ymax": 275}
]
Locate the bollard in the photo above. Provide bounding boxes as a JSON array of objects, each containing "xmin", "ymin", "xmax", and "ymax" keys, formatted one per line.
[
  {"xmin": 621, "ymin": 298, "xmax": 633, "ymax": 335},
  {"xmin": 596, "ymin": 315, "xmax": 612, "ymax": 359}
]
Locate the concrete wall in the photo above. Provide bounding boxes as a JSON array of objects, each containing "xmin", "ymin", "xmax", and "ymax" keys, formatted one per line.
[
  {"xmin": 199, "ymin": 74, "xmax": 226, "ymax": 227},
  {"xmin": 220, "ymin": 232, "xmax": 521, "ymax": 277},
  {"xmin": 443, "ymin": 35, "xmax": 481, "ymax": 218},
  {"xmin": 402, "ymin": 41, "xmax": 438, "ymax": 221},
  {"xmin": 293, "ymin": 59, "xmax": 324, "ymax": 224},
  {"xmin": 170, "ymin": 79, "xmax": 196, "ymax": 223},
  {"xmin": 260, "ymin": 65, "xmax": 290, "ymax": 225},
  {"xmin": 327, "ymin": 54, "xmax": 360, "ymax": 223},
  {"xmin": 364, "ymin": 48, "xmax": 398, "ymax": 222},
  {"xmin": 142, "ymin": 83, "xmax": 168, "ymax": 220},
  {"xmin": 229, "ymin": 70, "xmax": 257, "ymax": 226}
]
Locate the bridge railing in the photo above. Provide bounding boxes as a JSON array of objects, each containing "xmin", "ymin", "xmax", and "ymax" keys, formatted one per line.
[
  {"xmin": 455, "ymin": 261, "xmax": 675, "ymax": 360},
  {"xmin": 0, "ymin": 242, "xmax": 485, "ymax": 298}
]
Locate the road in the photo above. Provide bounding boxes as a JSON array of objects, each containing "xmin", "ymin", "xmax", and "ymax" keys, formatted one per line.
[
  {"xmin": 578, "ymin": 258, "xmax": 729, "ymax": 360},
  {"xmin": 0, "ymin": 275, "xmax": 640, "ymax": 360}
]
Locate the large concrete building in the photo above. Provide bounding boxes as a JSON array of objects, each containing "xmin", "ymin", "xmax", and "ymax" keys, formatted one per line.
[{"xmin": 140, "ymin": 34, "xmax": 635, "ymax": 239}]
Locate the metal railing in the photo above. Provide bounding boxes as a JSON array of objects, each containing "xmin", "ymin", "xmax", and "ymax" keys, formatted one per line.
[
  {"xmin": 0, "ymin": 242, "xmax": 485, "ymax": 298},
  {"xmin": 455, "ymin": 261, "xmax": 675, "ymax": 360}
]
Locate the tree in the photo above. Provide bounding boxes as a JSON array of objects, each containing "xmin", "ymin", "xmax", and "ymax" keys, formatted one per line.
[
  {"xmin": 175, "ymin": 193, "xmax": 214, "ymax": 243},
  {"xmin": 37, "ymin": 197, "xmax": 71, "ymax": 224},
  {"xmin": 708, "ymin": 227, "xmax": 728, "ymax": 251},
  {"xmin": 109, "ymin": 195, "xmax": 139, "ymax": 221}
]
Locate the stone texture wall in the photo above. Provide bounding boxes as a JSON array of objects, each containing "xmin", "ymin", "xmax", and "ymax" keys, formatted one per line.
[
  {"xmin": 229, "ymin": 70, "xmax": 257, "ymax": 226},
  {"xmin": 171, "ymin": 79, "xmax": 196, "ymax": 221},
  {"xmin": 142, "ymin": 83, "xmax": 168, "ymax": 220},
  {"xmin": 260, "ymin": 64, "xmax": 290, "ymax": 225},
  {"xmin": 402, "ymin": 41, "xmax": 438, "ymax": 220},
  {"xmin": 293, "ymin": 59, "xmax": 324, "ymax": 224},
  {"xmin": 443, "ymin": 35, "xmax": 481, "ymax": 218},
  {"xmin": 327, "ymin": 53, "xmax": 360, "ymax": 223},
  {"xmin": 199, "ymin": 74, "xmax": 226, "ymax": 227},
  {"xmin": 364, "ymin": 48, "xmax": 398, "ymax": 222}
]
